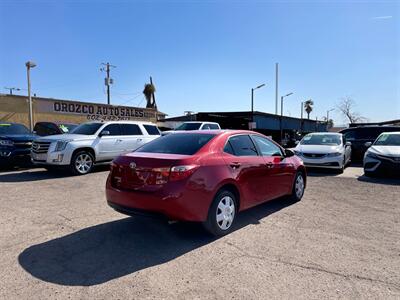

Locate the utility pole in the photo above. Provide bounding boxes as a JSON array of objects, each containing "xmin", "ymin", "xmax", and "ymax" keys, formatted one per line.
[
  {"xmin": 4, "ymin": 87, "xmax": 21, "ymax": 95},
  {"xmin": 25, "ymin": 61, "xmax": 36, "ymax": 131},
  {"xmin": 101, "ymin": 62, "xmax": 116, "ymax": 105},
  {"xmin": 275, "ymin": 63, "xmax": 279, "ymax": 115}
]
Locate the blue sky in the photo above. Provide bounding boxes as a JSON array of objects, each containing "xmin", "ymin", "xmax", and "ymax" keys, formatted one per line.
[{"xmin": 0, "ymin": 0, "xmax": 399, "ymax": 124}]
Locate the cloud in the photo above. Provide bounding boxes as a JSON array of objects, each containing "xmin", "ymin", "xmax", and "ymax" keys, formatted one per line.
[{"xmin": 371, "ymin": 16, "xmax": 393, "ymax": 20}]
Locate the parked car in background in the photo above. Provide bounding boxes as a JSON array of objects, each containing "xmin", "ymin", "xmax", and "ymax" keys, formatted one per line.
[
  {"xmin": 106, "ymin": 130, "xmax": 306, "ymax": 236},
  {"xmin": 34, "ymin": 121, "xmax": 78, "ymax": 136},
  {"xmin": 293, "ymin": 132, "xmax": 351, "ymax": 173},
  {"xmin": 0, "ymin": 122, "xmax": 36, "ymax": 167},
  {"xmin": 340, "ymin": 126, "xmax": 400, "ymax": 161},
  {"xmin": 363, "ymin": 132, "xmax": 400, "ymax": 177},
  {"xmin": 32, "ymin": 121, "xmax": 161, "ymax": 175},
  {"xmin": 161, "ymin": 121, "xmax": 221, "ymax": 136}
]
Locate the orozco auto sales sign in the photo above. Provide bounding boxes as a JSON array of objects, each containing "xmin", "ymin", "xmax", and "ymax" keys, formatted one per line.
[{"xmin": 35, "ymin": 98, "xmax": 158, "ymax": 121}]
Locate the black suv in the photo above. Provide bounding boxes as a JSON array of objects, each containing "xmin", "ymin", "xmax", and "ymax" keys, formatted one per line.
[
  {"xmin": 34, "ymin": 122, "xmax": 78, "ymax": 136},
  {"xmin": 340, "ymin": 126, "xmax": 400, "ymax": 161},
  {"xmin": 0, "ymin": 122, "xmax": 37, "ymax": 167}
]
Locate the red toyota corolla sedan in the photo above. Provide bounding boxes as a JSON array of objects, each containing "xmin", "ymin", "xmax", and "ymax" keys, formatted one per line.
[{"xmin": 106, "ymin": 130, "xmax": 306, "ymax": 236}]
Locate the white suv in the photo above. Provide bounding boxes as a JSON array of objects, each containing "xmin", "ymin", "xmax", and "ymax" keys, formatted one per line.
[
  {"xmin": 162, "ymin": 121, "xmax": 221, "ymax": 136},
  {"xmin": 31, "ymin": 121, "xmax": 160, "ymax": 175}
]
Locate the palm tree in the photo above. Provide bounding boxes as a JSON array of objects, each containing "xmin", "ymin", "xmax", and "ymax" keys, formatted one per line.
[
  {"xmin": 304, "ymin": 100, "xmax": 314, "ymax": 119},
  {"xmin": 143, "ymin": 83, "xmax": 156, "ymax": 108}
]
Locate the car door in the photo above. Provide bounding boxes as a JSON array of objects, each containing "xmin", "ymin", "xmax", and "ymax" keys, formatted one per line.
[
  {"xmin": 97, "ymin": 124, "xmax": 124, "ymax": 160},
  {"xmin": 251, "ymin": 135, "xmax": 296, "ymax": 199},
  {"xmin": 120, "ymin": 123, "xmax": 146, "ymax": 152},
  {"xmin": 221, "ymin": 134, "xmax": 271, "ymax": 209},
  {"xmin": 342, "ymin": 136, "xmax": 352, "ymax": 164}
]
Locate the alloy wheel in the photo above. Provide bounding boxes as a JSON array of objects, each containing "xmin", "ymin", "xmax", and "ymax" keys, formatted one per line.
[
  {"xmin": 216, "ymin": 196, "xmax": 235, "ymax": 230},
  {"xmin": 75, "ymin": 153, "xmax": 93, "ymax": 174},
  {"xmin": 295, "ymin": 174, "xmax": 305, "ymax": 199}
]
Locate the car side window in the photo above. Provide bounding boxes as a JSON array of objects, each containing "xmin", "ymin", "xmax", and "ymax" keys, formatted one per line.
[
  {"xmin": 143, "ymin": 124, "xmax": 160, "ymax": 135},
  {"xmin": 102, "ymin": 124, "xmax": 122, "ymax": 136},
  {"xmin": 202, "ymin": 124, "xmax": 211, "ymax": 130},
  {"xmin": 223, "ymin": 141, "xmax": 235, "ymax": 155},
  {"xmin": 252, "ymin": 135, "xmax": 282, "ymax": 156},
  {"xmin": 227, "ymin": 135, "xmax": 258, "ymax": 156},
  {"xmin": 121, "ymin": 124, "xmax": 143, "ymax": 135},
  {"xmin": 208, "ymin": 124, "xmax": 220, "ymax": 130}
]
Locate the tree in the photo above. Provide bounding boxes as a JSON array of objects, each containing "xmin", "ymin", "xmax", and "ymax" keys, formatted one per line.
[
  {"xmin": 143, "ymin": 83, "xmax": 156, "ymax": 108},
  {"xmin": 322, "ymin": 117, "xmax": 334, "ymax": 129},
  {"xmin": 337, "ymin": 97, "xmax": 366, "ymax": 124},
  {"xmin": 304, "ymin": 100, "xmax": 314, "ymax": 119}
]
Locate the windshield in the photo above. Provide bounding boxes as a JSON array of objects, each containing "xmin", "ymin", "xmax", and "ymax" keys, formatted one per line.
[
  {"xmin": 0, "ymin": 123, "xmax": 30, "ymax": 135},
  {"xmin": 136, "ymin": 133, "xmax": 216, "ymax": 155},
  {"xmin": 58, "ymin": 124, "xmax": 78, "ymax": 133},
  {"xmin": 70, "ymin": 123, "xmax": 103, "ymax": 135},
  {"xmin": 374, "ymin": 133, "xmax": 400, "ymax": 146},
  {"xmin": 300, "ymin": 134, "xmax": 341, "ymax": 146},
  {"xmin": 175, "ymin": 123, "xmax": 202, "ymax": 131}
]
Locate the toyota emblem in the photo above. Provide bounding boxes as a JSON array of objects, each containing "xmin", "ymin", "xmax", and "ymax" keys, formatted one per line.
[{"xmin": 129, "ymin": 162, "xmax": 137, "ymax": 169}]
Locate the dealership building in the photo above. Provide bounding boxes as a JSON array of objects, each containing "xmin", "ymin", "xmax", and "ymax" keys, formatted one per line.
[
  {"xmin": 159, "ymin": 111, "xmax": 327, "ymax": 141},
  {"xmin": 0, "ymin": 94, "xmax": 166, "ymax": 127}
]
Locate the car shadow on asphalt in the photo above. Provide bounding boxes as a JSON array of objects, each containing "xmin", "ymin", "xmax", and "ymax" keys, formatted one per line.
[
  {"xmin": 0, "ymin": 165, "xmax": 110, "ymax": 182},
  {"xmin": 357, "ymin": 175, "xmax": 400, "ymax": 186},
  {"xmin": 18, "ymin": 197, "xmax": 297, "ymax": 286}
]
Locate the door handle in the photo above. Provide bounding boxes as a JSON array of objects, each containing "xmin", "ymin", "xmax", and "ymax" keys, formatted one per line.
[
  {"xmin": 137, "ymin": 138, "xmax": 142, "ymax": 142},
  {"xmin": 265, "ymin": 162, "xmax": 274, "ymax": 169},
  {"xmin": 117, "ymin": 139, "xmax": 123, "ymax": 142},
  {"xmin": 229, "ymin": 162, "xmax": 241, "ymax": 169}
]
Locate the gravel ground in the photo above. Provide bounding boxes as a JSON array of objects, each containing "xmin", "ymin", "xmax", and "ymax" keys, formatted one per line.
[{"xmin": 0, "ymin": 166, "xmax": 399, "ymax": 299}]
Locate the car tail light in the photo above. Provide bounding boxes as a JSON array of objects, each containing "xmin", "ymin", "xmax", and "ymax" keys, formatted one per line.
[
  {"xmin": 169, "ymin": 165, "xmax": 199, "ymax": 181},
  {"xmin": 152, "ymin": 167, "xmax": 171, "ymax": 185}
]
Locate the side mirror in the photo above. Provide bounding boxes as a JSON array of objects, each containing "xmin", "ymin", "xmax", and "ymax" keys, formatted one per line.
[
  {"xmin": 99, "ymin": 130, "xmax": 110, "ymax": 137},
  {"xmin": 345, "ymin": 141, "xmax": 352, "ymax": 147},
  {"xmin": 364, "ymin": 141, "xmax": 372, "ymax": 148},
  {"xmin": 284, "ymin": 149, "xmax": 295, "ymax": 157},
  {"xmin": 294, "ymin": 140, "xmax": 299, "ymax": 145}
]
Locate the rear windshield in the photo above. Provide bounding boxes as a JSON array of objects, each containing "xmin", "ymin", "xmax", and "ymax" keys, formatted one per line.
[
  {"xmin": 136, "ymin": 133, "xmax": 216, "ymax": 155},
  {"xmin": 175, "ymin": 123, "xmax": 202, "ymax": 131},
  {"xmin": 0, "ymin": 123, "xmax": 30, "ymax": 135}
]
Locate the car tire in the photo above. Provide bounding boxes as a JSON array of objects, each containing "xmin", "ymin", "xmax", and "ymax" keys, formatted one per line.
[
  {"xmin": 203, "ymin": 189, "xmax": 237, "ymax": 237},
  {"xmin": 289, "ymin": 171, "xmax": 305, "ymax": 202},
  {"xmin": 70, "ymin": 150, "xmax": 94, "ymax": 175}
]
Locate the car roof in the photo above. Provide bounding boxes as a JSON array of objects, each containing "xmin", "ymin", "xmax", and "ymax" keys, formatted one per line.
[
  {"xmin": 378, "ymin": 131, "xmax": 400, "ymax": 135},
  {"xmin": 305, "ymin": 132, "xmax": 341, "ymax": 135},
  {"xmin": 183, "ymin": 121, "xmax": 219, "ymax": 124},
  {"xmin": 84, "ymin": 120, "xmax": 157, "ymax": 125}
]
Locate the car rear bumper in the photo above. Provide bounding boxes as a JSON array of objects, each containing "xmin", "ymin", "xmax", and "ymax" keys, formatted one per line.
[{"xmin": 105, "ymin": 175, "xmax": 213, "ymax": 222}]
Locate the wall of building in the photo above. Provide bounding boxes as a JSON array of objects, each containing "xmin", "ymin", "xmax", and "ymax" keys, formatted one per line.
[{"xmin": 0, "ymin": 94, "xmax": 164, "ymax": 127}]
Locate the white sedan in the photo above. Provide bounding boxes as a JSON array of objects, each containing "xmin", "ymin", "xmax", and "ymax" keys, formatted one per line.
[
  {"xmin": 293, "ymin": 132, "xmax": 352, "ymax": 172},
  {"xmin": 363, "ymin": 132, "xmax": 400, "ymax": 176}
]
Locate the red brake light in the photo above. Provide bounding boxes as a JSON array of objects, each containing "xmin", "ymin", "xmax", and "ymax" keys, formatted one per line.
[{"xmin": 169, "ymin": 165, "xmax": 199, "ymax": 181}]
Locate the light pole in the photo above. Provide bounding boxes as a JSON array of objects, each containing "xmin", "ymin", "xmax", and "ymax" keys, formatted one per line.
[
  {"xmin": 327, "ymin": 108, "xmax": 334, "ymax": 123},
  {"xmin": 280, "ymin": 92, "xmax": 293, "ymax": 143},
  {"xmin": 25, "ymin": 61, "xmax": 36, "ymax": 131},
  {"xmin": 250, "ymin": 83, "xmax": 266, "ymax": 128}
]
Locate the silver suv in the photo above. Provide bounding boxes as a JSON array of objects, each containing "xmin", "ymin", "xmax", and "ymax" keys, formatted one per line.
[{"xmin": 31, "ymin": 121, "xmax": 160, "ymax": 175}]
